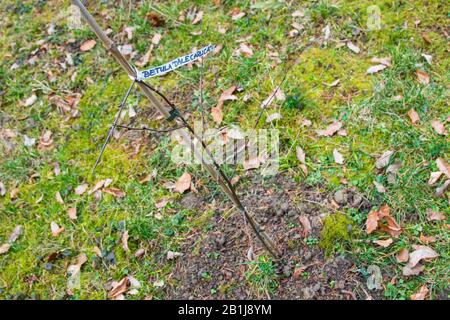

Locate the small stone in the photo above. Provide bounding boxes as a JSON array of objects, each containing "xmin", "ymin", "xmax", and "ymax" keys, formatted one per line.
[
  {"xmin": 283, "ymin": 265, "xmax": 291, "ymax": 277},
  {"xmin": 334, "ymin": 189, "xmax": 348, "ymax": 205},
  {"xmin": 44, "ymin": 263, "xmax": 53, "ymax": 271}
]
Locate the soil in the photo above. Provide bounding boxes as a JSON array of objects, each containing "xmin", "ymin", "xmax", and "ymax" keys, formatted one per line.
[{"xmin": 165, "ymin": 174, "xmax": 375, "ymax": 300}]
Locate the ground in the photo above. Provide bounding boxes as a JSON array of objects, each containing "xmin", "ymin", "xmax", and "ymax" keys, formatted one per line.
[{"xmin": 0, "ymin": 0, "xmax": 449, "ymax": 300}]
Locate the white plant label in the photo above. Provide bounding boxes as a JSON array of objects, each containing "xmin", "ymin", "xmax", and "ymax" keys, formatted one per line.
[{"xmin": 136, "ymin": 44, "xmax": 215, "ymax": 80}]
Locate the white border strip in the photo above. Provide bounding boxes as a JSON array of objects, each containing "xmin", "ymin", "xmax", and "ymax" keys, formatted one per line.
[{"xmin": 136, "ymin": 44, "xmax": 215, "ymax": 81}]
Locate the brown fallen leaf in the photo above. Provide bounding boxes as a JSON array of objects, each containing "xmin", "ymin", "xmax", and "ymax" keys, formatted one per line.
[
  {"xmin": 316, "ymin": 121, "xmax": 343, "ymax": 137},
  {"xmin": 0, "ymin": 181, "xmax": 6, "ymax": 196},
  {"xmin": 333, "ymin": 148, "xmax": 345, "ymax": 164},
  {"xmin": 419, "ymin": 233, "xmax": 436, "ymax": 244},
  {"xmin": 375, "ymin": 150, "xmax": 394, "ymax": 169},
  {"xmin": 108, "ymin": 277, "xmax": 130, "ymax": 299},
  {"xmin": 431, "ymin": 120, "xmax": 447, "ymax": 136},
  {"xmin": 0, "ymin": 225, "xmax": 23, "ymax": 255},
  {"xmin": 435, "ymin": 179, "xmax": 450, "ymax": 197},
  {"xmin": 296, "ymin": 146, "xmax": 306, "ymax": 164},
  {"xmin": 191, "ymin": 11, "xmax": 203, "ymax": 24},
  {"xmin": 103, "ymin": 188, "xmax": 126, "ymax": 198},
  {"xmin": 88, "ymin": 180, "xmax": 105, "ymax": 195},
  {"xmin": 373, "ymin": 238, "xmax": 393, "ymax": 247},
  {"xmin": 155, "ymin": 198, "xmax": 171, "ymax": 209},
  {"xmin": 211, "ymin": 106, "xmax": 223, "ymax": 124},
  {"xmin": 243, "ymin": 156, "xmax": 261, "ymax": 170},
  {"xmin": 67, "ymin": 207, "xmax": 77, "ymax": 220},
  {"xmin": 146, "ymin": 12, "xmax": 165, "ymax": 27},
  {"xmin": 50, "ymin": 221, "xmax": 64, "ymax": 237},
  {"xmin": 410, "ymin": 285, "xmax": 429, "ymax": 300},
  {"xmin": 426, "ymin": 209, "xmax": 445, "ymax": 221},
  {"xmin": 299, "ymin": 215, "xmax": 312, "ymax": 238},
  {"xmin": 38, "ymin": 130, "xmax": 54, "ymax": 151},
  {"xmin": 80, "ymin": 39, "xmax": 97, "ymax": 52},
  {"xmin": 396, "ymin": 248, "xmax": 409, "ymax": 263},
  {"xmin": 174, "ymin": 172, "xmax": 192, "ymax": 193},
  {"xmin": 367, "ymin": 64, "xmax": 387, "ymax": 74},
  {"xmin": 365, "ymin": 204, "xmax": 402, "ymax": 237},
  {"xmin": 366, "ymin": 210, "xmax": 380, "ymax": 234},
  {"xmin": 407, "ymin": 109, "xmax": 420, "ymax": 124},
  {"xmin": 402, "ymin": 263, "xmax": 425, "ymax": 276},
  {"xmin": 416, "ymin": 69, "xmax": 430, "ymax": 84},
  {"xmin": 74, "ymin": 183, "xmax": 88, "ymax": 195}
]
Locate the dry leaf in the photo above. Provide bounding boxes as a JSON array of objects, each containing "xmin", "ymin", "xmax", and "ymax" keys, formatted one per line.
[
  {"xmin": 50, "ymin": 221, "xmax": 64, "ymax": 237},
  {"xmin": 22, "ymin": 94, "xmax": 37, "ymax": 107},
  {"xmin": 373, "ymin": 238, "xmax": 393, "ymax": 247},
  {"xmin": 167, "ymin": 251, "xmax": 183, "ymax": 260},
  {"xmin": 109, "ymin": 277, "xmax": 130, "ymax": 299},
  {"xmin": 436, "ymin": 158, "xmax": 450, "ymax": 178},
  {"xmin": 366, "ymin": 210, "xmax": 380, "ymax": 234},
  {"xmin": 375, "ymin": 150, "xmax": 394, "ymax": 169},
  {"xmin": 103, "ymin": 188, "xmax": 126, "ymax": 198},
  {"xmin": 411, "ymin": 285, "xmax": 428, "ymax": 300},
  {"xmin": 299, "ymin": 215, "xmax": 312, "ymax": 238},
  {"xmin": 122, "ymin": 231, "xmax": 129, "ymax": 252},
  {"xmin": 435, "ymin": 179, "xmax": 450, "ymax": 197},
  {"xmin": 192, "ymin": 11, "xmax": 203, "ymax": 24},
  {"xmin": 174, "ymin": 173, "xmax": 192, "ymax": 193},
  {"xmin": 80, "ymin": 39, "xmax": 97, "ymax": 52},
  {"xmin": 296, "ymin": 146, "xmax": 306, "ymax": 164},
  {"xmin": 426, "ymin": 209, "xmax": 445, "ymax": 221},
  {"xmin": 419, "ymin": 234, "xmax": 436, "ymax": 244},
  {"xmin": 431, "ymin": 120, "xmax": 447, "ymax": 136},
  {"xmin": 407, "ymin": 109, "xmax": 420, "ymax": 124},
  {"xmin": 324, "ymin": 79, "xmax": 340, "ymax": 87},
  {"xmin": 371, "ymin": 56, "xmax": 392, "ymax": 67},
  {"xmin": 402, "ymin": 263, "xmax": 425, "ymax": 276},
  {"xmin": 373, "ymin": 181, "xmax": 386, "ymax": 193},
  {"xmin": 333, "ymin": 149, "xmax": 344, "ymax": 164},
  {"xmin": 243, "ymin": 157, "xmax": 261, "ymax": 170},
  {"xmin": 367, "ymin": 64, "xmax": 387, "ymax": 74},
  {"xmin": 316, "ymin": 121, "xmax": 343, "ymax": 137},
  {"xmin": 211, "ymin": 106, "xmax": 223, "ymax": 124},
  {"xmin": 0, "ymin": 181, "xmax": 6, "ymax": 196},
  {"xmin": 407, "ymin": 245, "xmax": 438, "ymax": 268},
  {"xmin": 0, "ymin": 244, "xmax": 11, "ymax": 255},
  {"xmin": 396, "ymin": 248, "xmax": 409, "ymax": 263},
  {"xmin": 428, "ymin": 171, "xmax": 442, "ymax": 185},
  {"xmin": 55, "ymin": 191, "xmax": 64, "ymax": 205},
  {"xmin": 88, "ymin": 180, "xmax": 105, "ymax": 195},
  {"xmin": 155, "ymin": 198, "xmax": 171, "ymax": 209},
  {"xmin": 151, "ymin": 33, "xmax": 162, "ymax": 45},
  {"xmin": 0, "ymin": 225, "xmax": 23, "ymax": 255},
  {"xmin": 416, "ymin": 69, "xmax": 430, "ymax": 84},
  {"xmin": 346, "ymin": 42, "xmax": 360, "ymax": 53},
  {"xmin": 67, "ymin": 207, "xmax": 77, "ymax": 220},
  {"xmin": 239, "ymin": 43, "xmax": 253, "ymax": 57},
  {"xmin": 421, "ymin": 53, "xmax": 432, "ymax": 65},
  {"xmin": 266, "ymin": 113, "xmax": 282, "ymax": 123},
  {"xmin": 75, "ymin": 183, "xmax": 88, "ymax": 195}
]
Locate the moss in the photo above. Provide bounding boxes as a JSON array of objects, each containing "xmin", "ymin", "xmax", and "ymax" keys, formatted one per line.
[{"xmin": 319, "ymin": 213, "xmax": 355, "ymax": 257}]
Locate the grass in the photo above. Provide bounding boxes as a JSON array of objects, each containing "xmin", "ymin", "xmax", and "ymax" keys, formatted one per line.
[{"xmin": 0, "ymin": 0, "xmax": 449, "ymax": 299}]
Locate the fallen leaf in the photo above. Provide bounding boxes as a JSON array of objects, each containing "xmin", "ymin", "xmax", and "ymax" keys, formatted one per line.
[
  {"xmin": 375, "ymin": 150, "xmax": 394, "ymax": 169},
  {"xmin": 0, "ymin": 181, "xmax": 6, "ymax": 196},
  {"xmin": 431, "ymin": 120, "xmax": 447, "ymax": 136},
  {"xmin": 211, "ymin": 106, "xmax": 223, "ymax": 124},
  {"xmin": 346, "ymin": 42, "xmax": 360, "ymax": 53},
  {"xmin": 299, "ymin": 215, "xmax": 311, "ymax": 238},
  {"xmin": 167, "ymin": 251, "xmax": 182, "ymax": 260},
  {"xmin": 103, "ymin": 188, "xmax": 126, "ymax": 198},
  {"xmin": 371, "ymin": 56, "xmax": 392, "ymax": 67},
  {"xmin": 428, "ymin": 171, "xmax": 442, "ymax": 185},
  {"xmin": 373, "ymin": 181, "xmax": 386, "ymax": 193},
  {"xmin": 367, "ymin": 64, "xmax": 387, "ymax": 74},
  {"xmin": 373, "ymin": 238, "xmax": 393, "ymax": 247},
  {"xmin": 407, "ymin": 109, "xmax": 420, "ymax": 124},
  {"xmin": 0, "ymin": 225, "xmax": 23, "ymax": 255},
  {"xmin": 366, "ymin": 265, "xmax": 383, "ymax": 290},
  {"xmin": 296, "ymin": 146, "xmax": 306, "ymax": 164},
  {"xmin": 421, "ymin": 53, "xmax": 432, "ymax": 65},
  {"xmin": 435, "ymin": 179, "xmax": 450, "ymax": 197},
  {"xmin": 88, "ymin": 180, "xmax": 105, "ymax": 195},
  {"xmin": 155, "ymin": 198, "xmax": 171, "ymax": 209},
  {"xmin": 333, "ymin": 148, "xmax": 344, "ymax": 164},
  {"xmin": 174, "ymin": 172, "xmax": 192, "ymax": 193},
  {"xmin": 23, "ymin": 135, "xmax": 36, "ymax": 147},
  {"xmin": 436, "ymin": 158, "xmax": 450, "ymax": 178},
  {"xmin": 402, "ymin": 263, "xmax": 425, "ymax": 276},
  {"xmin": 232, "ymin": 12, "xmax": 246, "ymax": 21},
  {"xmin": 55, "ymin": 191, "xmax": 64, "ymax": 205},
  {"xmin": 22, "ymin": 94, "xmax": 37, "ymax": 107},
  {"xmin": 134, "ymin": 248, "xmax": 145, "ymax": 258},
  {"xmin": 151, "ymin": 33, "xmax": 162, "ymax": 45},
  {"xmin": 67, "ymin": 207, "xmax": 77, "ymax": 220},
  {"xmin": 146, "ymin": 12, "xmax": 165, "ymax": 27},
  {"xmin": 50, "ymin": 221, "xmax": 64, "ymax": 237},
  {"xmin": 316, "ymin": 121, "xmax": 343, "ymax": 137},
  {"xmin": 243, "ymin": 157, "xmax": 261, "ymax": 170},
  {"xmin": 121, "ymin": 231, "xmax": 129, "ymax": 252},
  {"xmin": 109, "ymin": 277, "xmax": 130, "ymax": 299},
  {"xmin": 407, "ymin": 245, "xmax": 438, "ymax": 268},
  {"xmin": 419, "ymin": 233, "xmax": 436, "ymax": 244},
  {"xmin": 396, "ymin": 248, "xmax": 409, "ymax": 263},
  {"xmin": 80, "ymin": 39, "xmax": 97, "ymax": 52},
  {"xmin": 410, "ymin": 285, "xmax": 429, "ymax": 300},
  {"xmin": 324, "ymin": 79, "xmax": 340, "ymax": 87},
  {"xmin": 0, "ymin": 244, "xmax": 11, "ymax": 255},
  {"xmin": 366, "ymin": 210, "xmax": 380, "ymax": 234},
  {"xmin": 153, "ymin": 279, "xmax": 165, "ymax": 288},
  {"xmin": 75, "ymin": 183, "xmax": 89, "ymax": 195},
  {"xmin": 191, "ymin": 11, "xmax": 203, "ymax": 24},
  {"xmin": 239, "ymin": 43, "xmax": 253, "ymax": 57},
  {"xmin": 426, "ymin": 209, "xmax": 445, "ymax": 221},
  {"xmin": 416, "ymin": 69, "xmax": 430, "ymax": 84},
  {"xmin": 266, "ymin": 113, "xmax": 282, "ymax": 123}
]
